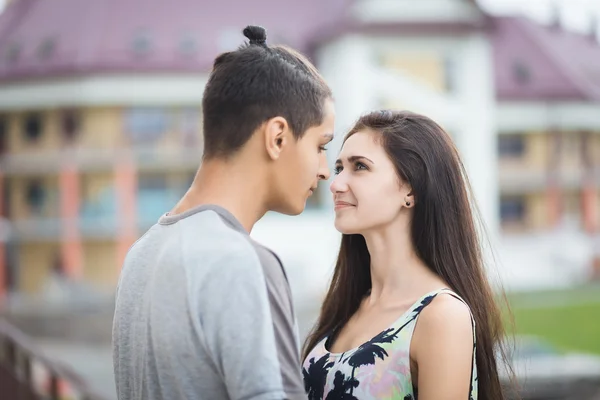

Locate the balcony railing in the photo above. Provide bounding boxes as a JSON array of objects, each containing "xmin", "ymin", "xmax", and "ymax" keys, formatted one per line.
[
  {"xmin": 499, "ymin": 166, "xmax": 600, "ymax": 194},
  {"xmin": 0, "ymin": 146, "xmax": 203, "ymax": 175},
  {"xmin": 0, "ymin": 318, "xmax": 108, "ymax": 400},
  {"xmin": 8, "ymin": 188, "xmax": 183, "ymax": 240}
]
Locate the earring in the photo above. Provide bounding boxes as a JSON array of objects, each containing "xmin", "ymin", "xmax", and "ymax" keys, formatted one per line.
[{"xmin": 405, "ymin": 201, "xmax": 411, "ymax": 207}]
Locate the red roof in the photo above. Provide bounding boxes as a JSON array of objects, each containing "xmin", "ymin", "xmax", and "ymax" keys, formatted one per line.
[
  {"xmin": 1, "ymin": 1, "xmax": 600, "ymax": 102},
  {"xmin": 491, "ymin": 16, "xmax": 600, "ymax": 101},
  {"xmin": 0, "ymin": 0, "xmax": 350, "ymax": 81}
]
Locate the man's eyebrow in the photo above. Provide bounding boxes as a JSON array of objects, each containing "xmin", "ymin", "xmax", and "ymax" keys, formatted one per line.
[{"xmin": 322, "ymin": 133, "xmax": 334, "ymax": 142}]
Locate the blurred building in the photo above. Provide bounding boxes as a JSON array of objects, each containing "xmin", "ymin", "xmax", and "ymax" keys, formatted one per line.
[
  {"xmin": 491, "ymin": 15, "xmax": 600, "ymax": 289},
  {"xmin": 493, "ymin": 16, "xmax": 600, "ymax": 235},
  {"xmin": 284, "ymin": 0, "xmax": 499, "ymax": 303},
  {"xmin": 0, "ymin": 0, "xmax": 353, "ymax": 299},
  {"xmin": 0, "ymin": 0, "xmax": 598, "ymax": 300}
]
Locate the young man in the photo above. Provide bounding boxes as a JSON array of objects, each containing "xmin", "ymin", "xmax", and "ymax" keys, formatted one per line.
[{"xmin": 112, "ymin": 26, "xmax": 335, "ymax": 400}]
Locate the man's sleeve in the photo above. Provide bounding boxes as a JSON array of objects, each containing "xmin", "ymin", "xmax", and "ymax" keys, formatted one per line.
[{"xmin": 199, "ymin": 245, "xmax": 306, "ymax": 400}]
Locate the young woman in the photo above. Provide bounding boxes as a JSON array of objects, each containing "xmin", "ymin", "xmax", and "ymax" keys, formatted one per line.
[{"xmin": 303, "ymin": 110, "xmax": 511, "ymax": 400}]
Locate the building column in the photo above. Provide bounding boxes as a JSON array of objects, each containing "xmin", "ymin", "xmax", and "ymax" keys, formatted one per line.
[
  {"xmin": 580, "ymin": 131, "xmax": 597, "ymax": 234},
  {"xmin": 0, "ymin": 171, "xmax": 5, "ymax": 305},
  {"xmin": 581, "ymin": 186, "xmax": 598, "ymax": 233},
  {"xmin": 546, "ymin": 130, "xmax": 562, "ymax": 228},
  {"xmin": 59, "ymin": 161, "xmax": 83, "ymax": 279},
  {"xmin": 115, "ymin": 156, "xmax": 137, "ymax": 271},
  {"xmin": 316, "ymin": 36, "xmax": 375, "ymax": 210},
  {"xmin": 580, "ymin": 131, "xmax": 600, "ymax": 279},
  {"xmin": 454, "ymin": 33, "xmax": 499, "ymax": 237}
]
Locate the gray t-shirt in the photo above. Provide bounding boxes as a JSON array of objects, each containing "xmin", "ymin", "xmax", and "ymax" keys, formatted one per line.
[{"xmin": 112, "ymin": 205, "xmax": 306, "ymax": 400}]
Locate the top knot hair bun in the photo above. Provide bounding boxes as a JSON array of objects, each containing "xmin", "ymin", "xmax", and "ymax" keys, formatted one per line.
[{"xmin": 243, "ymin": 25, "xmax": 267, "ymax": 46}]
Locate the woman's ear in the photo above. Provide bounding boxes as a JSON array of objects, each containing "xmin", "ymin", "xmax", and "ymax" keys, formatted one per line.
[{"xmin": 404, "ymin": 191, "xmax": 415, "ymax": 208}]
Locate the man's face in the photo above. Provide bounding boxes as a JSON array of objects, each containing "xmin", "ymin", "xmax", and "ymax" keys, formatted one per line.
[{"xmin": 270, "ymin": 99, "xmax": 335, "ymax": 215}]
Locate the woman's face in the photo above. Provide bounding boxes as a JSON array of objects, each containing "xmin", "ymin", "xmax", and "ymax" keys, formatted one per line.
[{"xmin": 330, "ymin": 130, "xmax": 411, "ymax": 234}]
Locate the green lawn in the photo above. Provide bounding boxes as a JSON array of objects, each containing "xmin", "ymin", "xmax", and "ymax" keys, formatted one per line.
[{"xmin": 502, "ymin": 284, "xmax": 600, "ymax": 355}]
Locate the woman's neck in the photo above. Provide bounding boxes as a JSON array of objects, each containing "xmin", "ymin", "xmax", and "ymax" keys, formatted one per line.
[{"xmin": 362, "ymin": 219, "xmax": 444, "ymax": 306}]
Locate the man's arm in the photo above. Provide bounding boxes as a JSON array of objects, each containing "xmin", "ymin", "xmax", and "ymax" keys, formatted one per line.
[{"xmin": 199, "ymin": 245, "xmax": 305, "ymax": 400}]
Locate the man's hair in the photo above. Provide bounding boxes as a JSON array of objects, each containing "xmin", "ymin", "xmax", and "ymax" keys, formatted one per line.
[{"xmin": 201, "ymin": 25, "xmax": 332, "ymax": 159}]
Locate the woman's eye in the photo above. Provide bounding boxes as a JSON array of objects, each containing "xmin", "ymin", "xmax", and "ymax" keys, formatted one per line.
[
  {"xmin": 355, "ymin": 162, "xmax": 367, "ymax": 171},
  {"xmin": 334, "ymin": 166, "xmax": 342, "ymax": 175}
]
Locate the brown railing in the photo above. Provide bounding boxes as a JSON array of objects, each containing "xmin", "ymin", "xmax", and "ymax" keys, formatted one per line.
[{"xmin": 0, "ymin": 318, "xmax": 108, "ymax": 400}]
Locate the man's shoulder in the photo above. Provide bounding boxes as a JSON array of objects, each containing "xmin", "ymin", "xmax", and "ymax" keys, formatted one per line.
[
  {"xmin": 248, "ymin": 240, "xmax": 283, "ymax": 266},
  {"xmin": 178, "ymin": 208, "xmax": 240, "ymax": 237},
  {"xmin": 248, "ymin": 238, "xmax": 289, "ymax": 279},
  {"xmin": 173, "ymin": 209, "xmax": 247, "ymax": 249},
  {"xmin": 182, "ymin": 210, "xmax": 285, "ymax": 273}
]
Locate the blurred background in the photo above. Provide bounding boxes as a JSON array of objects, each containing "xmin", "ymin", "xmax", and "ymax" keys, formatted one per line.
[{"xmin": 0, "ymin": 0, "xmax": 599, "ymax": 399}]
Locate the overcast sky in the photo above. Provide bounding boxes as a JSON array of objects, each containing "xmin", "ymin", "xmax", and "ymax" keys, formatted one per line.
[{"xmin": 479, "ymin": 0, "xmax": 600, "ymax": 34}]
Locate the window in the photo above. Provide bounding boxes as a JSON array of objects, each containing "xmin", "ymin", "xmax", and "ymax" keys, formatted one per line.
[
  {"xmin": 131, "ymin": 30, "xmax": 153, "ymax": 56},
  {"xmin": 498, "ymin": 135, "xmax": 525, "ymax": 158},
  {"xmin": 38, "ymin": 37, "xmax": 56, "ymax": 60},
  {"xmin": 443, "ymin": 55, "xmax": 456, "ymax": 93},
  {"xmin": 137, "ymin": 174, "xmax": 177, "ymax": 226},
  {"xmin": 513, "ymin": 60, "xmax": 532, "ymax": 85},
  {"xmin": 61, "ymin": 110, "xmax": 80, "ymax": 143},
  {"xmin": 380, "ymin": 52, "xmax": 448, "ymax": 93},
  {"xmin": 26, "ymin": 180, "xmax": 46, "ymax": 215},
  {"xmin": 500, "ymin": 196, "xmax": 526, "ymax": 223},
  {"xmin": 138, "ymin": 175, "xmax": 167, "ymax": 191},
  {"xmin": 0, "ymin": 116, "xmax": 6, "ymax": 154},
  {"xmin": 1, "ymin": 174, "xmax": 8, "ymax": 216},
  {"xmin": 179, "ymin": 34, "xmax": 197, "ymax": 57},
  {"xmin": 124, "ymin": 108, "xmax": 168, "ymax": 144},
  {"xmin": 23, "ymin": 113, "xmax": 43, "ymax": 143},
  {"xmin": 179, "ymin": 108, "xmax": 201, "ymax": 147},
  {"xmin": 5, "ymin": 43, "xmax": 20, "ymax": 64}
]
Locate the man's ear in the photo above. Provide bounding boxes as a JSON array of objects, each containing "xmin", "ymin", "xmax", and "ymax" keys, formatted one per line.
[{"xmin": 264, "ymin": 116, "xmax": 290, "ymax": 160}]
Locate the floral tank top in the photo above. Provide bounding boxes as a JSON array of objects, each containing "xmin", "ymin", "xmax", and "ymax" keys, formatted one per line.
[{"xmin": 302, "ymin": 288, "xmax": 478, "ymax": 400}]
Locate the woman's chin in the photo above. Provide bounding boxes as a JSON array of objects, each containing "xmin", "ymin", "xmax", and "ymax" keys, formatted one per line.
[{"xmin": 334, "ymin": 220, "xmax": 359, "ymax": 235}]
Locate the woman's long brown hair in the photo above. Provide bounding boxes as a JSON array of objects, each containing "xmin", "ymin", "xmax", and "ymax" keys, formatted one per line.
[{"xmin": 303, "ymin": 110, "xmax": 515, "ymax": 400}]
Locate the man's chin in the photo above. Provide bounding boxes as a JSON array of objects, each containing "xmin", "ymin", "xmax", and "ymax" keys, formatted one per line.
[{"xmin": 273, "ymin": 200, "xmax": 306, "ymax": 216}]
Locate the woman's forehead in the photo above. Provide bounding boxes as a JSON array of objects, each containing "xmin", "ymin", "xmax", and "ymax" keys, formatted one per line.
[{"xmin": 340, "ymin": 130, "xmax": 382, "ymax": 155}]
